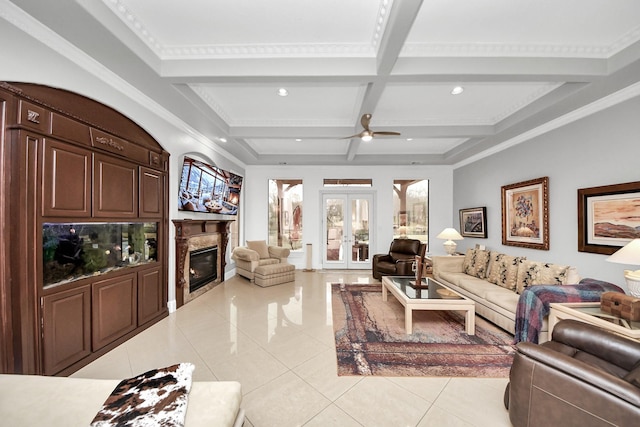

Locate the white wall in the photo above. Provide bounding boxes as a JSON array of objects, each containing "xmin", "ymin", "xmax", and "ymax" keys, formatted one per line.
[
  {"xmin": 243, "ymin": 165, "xmax": 454, "ymax": 269},
  {"xmin": 453, "ymin": 95, "xmax": 640, "ymax": 291}
]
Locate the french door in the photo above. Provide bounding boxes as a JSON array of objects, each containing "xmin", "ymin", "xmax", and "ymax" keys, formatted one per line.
[{"xmin": 322, "ymin": 193, "xmax": 373, "ymax": 269}]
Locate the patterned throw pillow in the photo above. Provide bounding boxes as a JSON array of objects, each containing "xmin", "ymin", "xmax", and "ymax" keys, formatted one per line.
[
  {"xmin": 473, "ymin": 249, "xmax": 491, "ymax": 278},
  {"xmin": 462, "ymin": 248, "xmax": 476, "ymax": 275},
  {"xmin": 462, "ymin": 248, "xmax": 491, "ymax": 279},
  {"xmin": 486, "ymin": 252, "xmax": 526, "ymax": 290},
  {"xmin": 515, "ymin": 260, "xmax": 570, "ymax": 294}
]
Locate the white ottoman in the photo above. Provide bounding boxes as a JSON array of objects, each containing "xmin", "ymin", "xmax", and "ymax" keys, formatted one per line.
[{"xmin": 253, "ymin": 263, "xmax": 295, "ymax": 287}]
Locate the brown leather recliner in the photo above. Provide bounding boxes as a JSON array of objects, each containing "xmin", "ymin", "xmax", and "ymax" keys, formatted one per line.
[
  {"xmin": 504, "ymin": 319, "xmax": 640, "ymax": 427},
  {"xmin": 372, "ymin": 239, "xmax": 426, "ymax": 280}
]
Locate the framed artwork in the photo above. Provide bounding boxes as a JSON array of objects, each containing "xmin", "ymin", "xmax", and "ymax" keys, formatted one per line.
[
  {"xmin": 501, "ymin": 176, "xmax": 549, "ymax": 250},
  {"xmin": 578, "ymin": 181, "xmax": 640, "ymax": 255},
  {"xmin": 459, "ymin": 207, "xmax": 487, "ymax": 238}
]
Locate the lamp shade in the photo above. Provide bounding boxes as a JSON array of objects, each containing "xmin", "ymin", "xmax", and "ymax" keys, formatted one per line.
[
  {"xmin": 606, "ymin": 239, "xmax": 640, "ymax": 297},
  {"xmin": 436, "ymin": 228, "xmax": 463, "ymax": 255},
  {"xmin": 436, "ymin": 228, "xmax": 464, "ymax": 241},
  {"xmin": 606, "ymin": 239, "xmax": 640, "ymax": 266}
]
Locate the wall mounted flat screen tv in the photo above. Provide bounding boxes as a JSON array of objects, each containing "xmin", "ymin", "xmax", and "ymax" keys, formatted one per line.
[{"xmin": 178, "ymin": 156, "xmax": 242, "ymax": 215}]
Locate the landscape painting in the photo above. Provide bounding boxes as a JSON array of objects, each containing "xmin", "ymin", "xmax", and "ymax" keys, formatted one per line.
[
  {"xmin": 578, "ymin": 181, "xmax": 640, "ymax": 254},
  {"xmin": 590, "ymin": 193, "xmax": 640, "ymax": 242}
]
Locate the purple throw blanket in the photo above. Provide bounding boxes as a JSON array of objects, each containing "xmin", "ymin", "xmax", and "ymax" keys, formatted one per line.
[{"xmin": 514, "ymin": 278, "xmax": 624, "ymax": 344}]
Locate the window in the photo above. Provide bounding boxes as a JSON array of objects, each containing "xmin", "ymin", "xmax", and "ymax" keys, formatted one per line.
[
  {"xmin": 268, "ymin": 179, "xmax": 303, "ymax": 251},
  {"xmin": 323, "ymin": 178, "xmax": 372, "ymax": 187},
  {"xmin": 393, "ymin": 179, "xmax": 428, "ymax": 246}
]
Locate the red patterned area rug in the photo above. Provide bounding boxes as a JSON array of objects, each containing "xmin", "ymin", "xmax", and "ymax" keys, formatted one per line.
[{"xmin": 332, "ymin": 283, "xmax": 515, "ymax": 377}]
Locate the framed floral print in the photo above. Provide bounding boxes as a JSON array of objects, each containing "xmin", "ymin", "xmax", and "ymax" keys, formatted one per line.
[
  {"xmin": 459, "ymin": 207, "xmax": 487, "ymax": 238},
  {"xmin": 578, "ymin": 181, "xmax": 640, "ymax": 255},
  {"xmin": 501, "ymin": 176, "xmax": 549, "ymax": 250}
]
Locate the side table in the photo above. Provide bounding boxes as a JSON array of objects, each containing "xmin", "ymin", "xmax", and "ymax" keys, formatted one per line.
[{"xmin": 549, "ymin": 302, "xmax": 640, "ymax": 342}]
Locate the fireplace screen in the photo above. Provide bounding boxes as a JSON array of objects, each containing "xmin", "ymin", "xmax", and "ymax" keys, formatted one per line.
[{"xmin": 189, "ymin": 246, "xmax": 218, "ymax": 292}]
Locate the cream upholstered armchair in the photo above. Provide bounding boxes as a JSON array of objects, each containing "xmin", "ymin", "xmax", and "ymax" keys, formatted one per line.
[{"xmin": 231, "ymin": 240, "xmax": 290, "ymax": 282}]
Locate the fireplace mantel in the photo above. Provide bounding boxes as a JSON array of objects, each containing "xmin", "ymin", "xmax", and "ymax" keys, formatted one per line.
[{"xmin": 172, "ymin": 219, "xmax": 233, "ymax": 308}]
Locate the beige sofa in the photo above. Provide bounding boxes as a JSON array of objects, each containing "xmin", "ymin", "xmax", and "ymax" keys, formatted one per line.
[
  {"xmin": 0, "ymin": 374, "xmax": 244, "ymax": 427},
  {"xmin": 231, "ymin": 240, "xmax": 291, "ymax": 282},
  {"xmin": 433, "ymin": 249, "xmax": 579, "ymax": 343}
]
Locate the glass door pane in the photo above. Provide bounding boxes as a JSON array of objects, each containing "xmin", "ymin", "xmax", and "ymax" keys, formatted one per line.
[
  {"xmin": 351, "ymin": 197, "xmax": 370, "ymax": 264},
  {"xmin": 323, "ymin": 193, "xmax": 373, "ymax": 269},
  {"xmin": 325, "ymin": 197, "xmax": 344, "ymax": 264}
]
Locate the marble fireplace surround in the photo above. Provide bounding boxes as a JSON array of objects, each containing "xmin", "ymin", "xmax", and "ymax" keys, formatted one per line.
[{"xmin": 173, "ymin": 219, "xmax": 232, "ymax": 308}]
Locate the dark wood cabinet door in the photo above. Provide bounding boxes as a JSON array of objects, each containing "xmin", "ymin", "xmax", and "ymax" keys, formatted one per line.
[
  {"xmin": 92, "ymin": 273, "xmax": 137, "ymax": 350},
  {"xmin": 42, "ymin": 285, "xmax": 91, "ymax": 375},
  {"xmin": 137, "ymin": 267, "xmax": 165, "ymax": 326},
  {"xmin": 139, "ymin": 167, "xmax": 164, "ymax": 218},
  {"xmin": 42, "ymin": 139, "xmax": 91, "ymax": 217},
  {"xmin": 93, "ymin": 154, "xmax": 138, "ymax": 218}
]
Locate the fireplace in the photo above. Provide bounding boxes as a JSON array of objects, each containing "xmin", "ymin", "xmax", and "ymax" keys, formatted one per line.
[
  {"xmin": 189, "ymin": 246, "xmax": 218, "ymax": 292},
  {"xmin": 173, "ymin": 219, "xmax": 232, "ymax": 308}
]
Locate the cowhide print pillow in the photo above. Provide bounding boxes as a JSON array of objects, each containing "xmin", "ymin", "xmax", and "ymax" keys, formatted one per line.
[{"xmin": 91, "ymin": 362, "xmax": 194, "ymax": 427}]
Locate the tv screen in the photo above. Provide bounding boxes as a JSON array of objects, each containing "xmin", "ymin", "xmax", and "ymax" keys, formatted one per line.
[{"xmin": 178, "ymin": 157, "xmax": 242, "ymax": 215}]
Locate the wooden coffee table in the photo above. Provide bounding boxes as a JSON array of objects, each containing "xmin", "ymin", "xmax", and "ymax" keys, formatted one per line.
[{"xmin": 381, "ymin": 276, "xmax": 475, "ymax": 334}]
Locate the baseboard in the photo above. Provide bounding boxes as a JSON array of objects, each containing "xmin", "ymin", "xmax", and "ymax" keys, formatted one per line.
[{"xmin": 167, "ymin": 300, "xmax": 177, "ymax": 313}]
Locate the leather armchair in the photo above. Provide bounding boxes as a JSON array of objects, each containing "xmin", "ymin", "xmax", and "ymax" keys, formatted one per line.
[
  {"xmin": 504, "ymin": 319, "xmax": 640, "ymax": 427},
  {"xmin": 372, "ymin": 239, "xmax": 426, "ymax": 280}
]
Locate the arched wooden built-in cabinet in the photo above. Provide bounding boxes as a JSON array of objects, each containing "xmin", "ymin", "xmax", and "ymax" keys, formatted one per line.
[{"xmin": 0, "ymin": 82, "xmax": 169, "ymax": 375}]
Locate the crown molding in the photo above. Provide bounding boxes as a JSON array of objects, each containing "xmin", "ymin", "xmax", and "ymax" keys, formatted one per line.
[
  {"xmin": 403, "ymin": 25, "xmax": 640, "ymax": 59},
  {"xmin": 160, "ymin": 44, "xmax": 375, "ymax": 60},
  {"xmin": 102, "ymin": 0, "xmax": 391, "ymax": 60}
]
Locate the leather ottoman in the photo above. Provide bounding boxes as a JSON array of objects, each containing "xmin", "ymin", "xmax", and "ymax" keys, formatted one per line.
[{"xmin": 253, "ymin": 263, "xmax": 295, "ymax": 287}]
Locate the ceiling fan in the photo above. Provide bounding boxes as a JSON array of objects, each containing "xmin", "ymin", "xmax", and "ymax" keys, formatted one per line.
[{"xmin": 343, "ymin": 114, "xmax": 401, "ymax": 142}]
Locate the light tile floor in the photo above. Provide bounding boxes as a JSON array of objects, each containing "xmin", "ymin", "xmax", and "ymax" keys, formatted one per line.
[{"xmin": 72, "ymin": 270, "xmax": 512, "ymax": 427}]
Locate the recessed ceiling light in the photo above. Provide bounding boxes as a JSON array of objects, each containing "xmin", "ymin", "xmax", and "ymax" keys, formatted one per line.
[
  {"xmin": 451, "ymin": 86, "xmax": 464, "ymax": 95},
  {"xmin": 277, "ymin": 88, "xmax": 288, "ymax": 97},
  {"xmin": 406, "ymin": 138, "xmax": 413, "ymax": 141},
  {"xmin": 295, "ymin": 138, "xmax": 302, "ymax": 142},
  {"xmin": 219, "ymin": 137, "xmax": 227, "ymax": 143}
]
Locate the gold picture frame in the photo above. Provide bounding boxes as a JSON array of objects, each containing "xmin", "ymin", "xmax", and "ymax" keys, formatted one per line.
[{"xmin": 501, "ymin": 177, "xmax": 549, "ymax": 250}]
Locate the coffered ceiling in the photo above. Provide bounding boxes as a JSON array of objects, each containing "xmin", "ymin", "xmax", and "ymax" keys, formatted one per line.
[{"xmin": 8, "ymin": 0, "xmax": 640, "ymax": 166}]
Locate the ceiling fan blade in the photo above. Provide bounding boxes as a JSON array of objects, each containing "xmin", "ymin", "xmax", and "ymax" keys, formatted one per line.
[
  {"xmin": 360, "ymin": 114, "xmax": 372, "ymax": 131},
  {"xmin": 341, "ymin": 133, "xmax": 363, "ymax": 139},
  {"xmin": 372, "ymin": 131, "xmax": 401, "ymax": 137}
]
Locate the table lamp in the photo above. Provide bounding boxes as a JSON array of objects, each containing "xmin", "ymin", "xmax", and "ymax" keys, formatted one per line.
[
  {"xmin": 436, "ymin": 228, "xmax": 464, "ymax": 255},
  {"xmin": 606, "ymin": 238, "xmax": 640, "ymax": 297}
]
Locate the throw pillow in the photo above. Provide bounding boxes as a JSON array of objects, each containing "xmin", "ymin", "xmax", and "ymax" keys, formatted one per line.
[
  {"xmin": 247, "ymin": 240, "xmax": 270, "ymax": 259},
  {"xmin": 462, "ymin": 248, "xmax": 491, "ymax": 279},
  {"xmin": 462, "ymin": 248, "xmax": 476, "ymax": 275},
  {"xmin": 91, "ymin": 362, "xmax": 194, "ymax": 427},
  {"xmin": 473, "ymin": 249, "xmax": 491, "ymax": 279},
  {"xmin": 486, "ymin": 252, "xmax": 525, "ymax": 290},
  {"xmin": 516, "ymin": 260, "xmax": 570, "ymax": 294}
]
